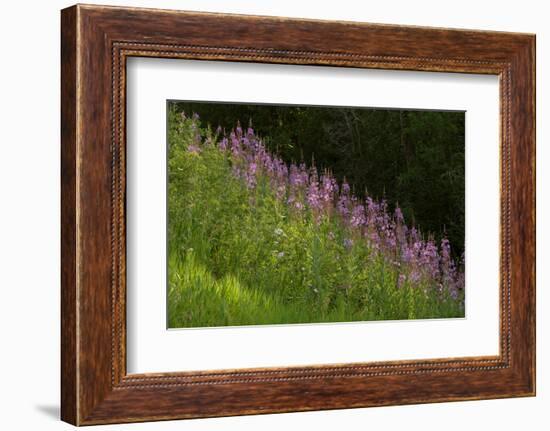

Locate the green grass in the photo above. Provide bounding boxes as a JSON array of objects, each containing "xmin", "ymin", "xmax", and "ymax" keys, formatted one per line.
[{"xmin": 167, "ymin": 113, "xmax": 464, "ymax": 328}]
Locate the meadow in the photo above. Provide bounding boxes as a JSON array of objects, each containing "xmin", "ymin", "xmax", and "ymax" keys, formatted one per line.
[{"xmin": 167, "ymin": 109, "xmax": 465, "ymax": 328}]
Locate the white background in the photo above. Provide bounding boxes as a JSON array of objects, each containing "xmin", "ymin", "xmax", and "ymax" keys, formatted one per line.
[
  {"xmin": 0, "ymin": 0, "xmax": 547, "ymax": 430},
  {"xmin": 127, "ymin": 59, "xmax": 500, "ymax": 373}
]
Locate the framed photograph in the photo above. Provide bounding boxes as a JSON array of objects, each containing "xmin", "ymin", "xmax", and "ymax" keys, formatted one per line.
[{"xmin": 61, "ymin": 4, "xmax": 535, "ymax": 425}]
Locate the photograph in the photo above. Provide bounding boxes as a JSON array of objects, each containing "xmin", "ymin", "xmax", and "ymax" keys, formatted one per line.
[{"xmin": 167, "ymin": 101, "xmax": 466, "ymax": 328}]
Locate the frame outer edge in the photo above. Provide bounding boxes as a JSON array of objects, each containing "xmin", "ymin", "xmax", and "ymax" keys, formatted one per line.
[
  {"xmin": 531, "ymin": 34, "xmax": 536, "ymax": 396},
  {"xmin": 61, "ymin": 4, "xmax": 79, "ymax": 426},
  {"xmin": 507, "ymin": 35, "xmax": 536, "ymax": 395},
  {"xmin": 523, "ymin": 34, "xmax": 536, "ymax": 395},
  {"xmin": 526, "ymin": 35, "xmax": 536, "ymax": 396}
]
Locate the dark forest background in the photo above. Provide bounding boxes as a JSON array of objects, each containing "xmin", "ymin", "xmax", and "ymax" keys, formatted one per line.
[{"xmin": 169, "ymin": 101, "xmax": 465, "ymax": 257}]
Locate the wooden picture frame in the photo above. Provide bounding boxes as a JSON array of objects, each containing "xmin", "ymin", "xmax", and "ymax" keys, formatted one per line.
[{"xmin": 61, "ymin": 4, "xmax": 535, "ymax": 425}]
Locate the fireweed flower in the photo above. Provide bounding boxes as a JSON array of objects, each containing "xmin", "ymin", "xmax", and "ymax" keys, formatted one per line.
[
  {"xmin": 341, "ymin": 180, "xmax": 351, "ymax": 196},
  {"xmin": 185, "ymin": 115, "xmax": 464, "ymax": 295},
  {"xmin": 219, "ymin": 137, "xmax": 228, "ymax": 151},
  {"xmin": 230, "ymin": 132, "xmax": 241, "ymax": 156},
  {"xmin": 394, "ymin": 206, "xmax": 404, "ymax": 224},
  {"xmin": 440, "ymin": 238, "xmax": 459, "ymax": 293},
  {"xmin": 245, "ymin": 162, "xmax": 257, "ymax": 189},
  {"xmin": 320, "ymin": 174, "xmax": 338, "ymax": 205},
  {"xmin": 289, "ymin": 164, "xmax": 306, "ymax": 188},
  {"xmin": 187, "ymin": 144, "xmax": 201, "ymax": 155},
  {"xmin": 298, "ymin": 164, "xmax": 309, "ymax": 186},
  {"xmin": 401, "ymin": 243, "xmax": 415, "ymax": 264},
  {"xmin": 421, "ymin": 240, "xmax": 440, "ymax": 279},
  {"xmin": 306, "ymin": 178, "xmax": 321, "ymax": 211},
  {"xmin": 350, "ymin": 204, "xmax": 366, "ymax": 228},
  {"xmin": 365, "ymin": 197, "xmax": 379, "ymax": 227},
  {"xmin": 189, "ymin": 120, "xmax": 202, "ymax": 144},
  {"xmin": 337, "ymin": 194, "xmax": 351, "ymax": 219}
]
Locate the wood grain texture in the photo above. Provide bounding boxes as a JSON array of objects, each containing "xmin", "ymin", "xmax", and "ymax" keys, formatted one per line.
[
  {"xmin": 60, "ymin": 4, "xmax": 536, "ymax": 425},
  {"xmin": 60, "ymin": 5, "xmax": 78, "ymax": 425}
]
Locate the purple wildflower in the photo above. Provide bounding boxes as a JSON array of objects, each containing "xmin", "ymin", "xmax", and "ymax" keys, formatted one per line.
[
  {"xmin": 187, "ymin": 144, "xmax": 201, "ymax": 155},
  {"xmin": 219, "ymin": 137, "xmax": 228, "ymax": 151},
  {"xmin": 350, "ymin": 204, "xmax": 366, "ymax": 228},
  {"xmin": 183, "ymin": 116, "xmax": 465, "ymax": 297}
]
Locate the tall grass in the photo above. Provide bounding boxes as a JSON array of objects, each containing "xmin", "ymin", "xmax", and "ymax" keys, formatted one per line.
[{"xmin": 168, "ymin": 110, "xmax": 465, "ymax": 328}]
